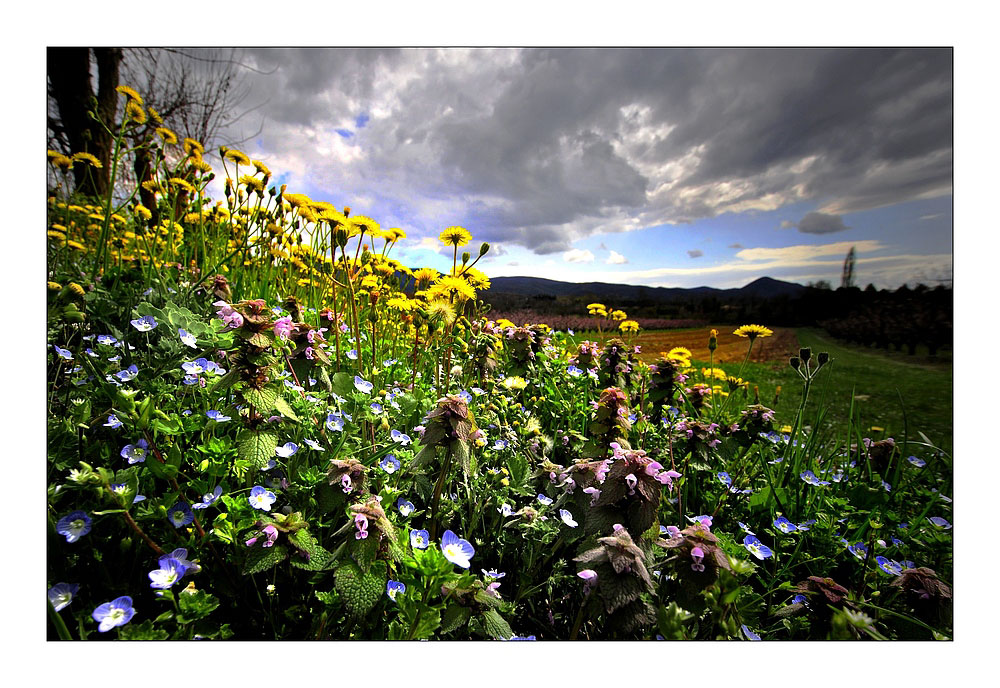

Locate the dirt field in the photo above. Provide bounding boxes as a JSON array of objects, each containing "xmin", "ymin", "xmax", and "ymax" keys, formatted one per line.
[{"xmin": 585, "ymin": 325, "xmax": 800, "ymax": 364}]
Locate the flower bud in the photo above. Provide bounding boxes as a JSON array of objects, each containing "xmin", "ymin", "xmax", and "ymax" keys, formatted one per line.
[
  {"xmin": 817, "ymin": 352, "xmax": 830, "ymax": 367},
  {"xmin": 461, "ymin": 251, "xmax": 471, "ymax": 264},
  {"xmin": 789, "ymin": 356, "xmax": 800, "ymax": 370},
  {"xmin": 479, "ymin": 242, "xmax": 490, "ymax": 257},
  {"xmin": 799, "ymin": 347, "xmax": 812, "ymax": 363}
]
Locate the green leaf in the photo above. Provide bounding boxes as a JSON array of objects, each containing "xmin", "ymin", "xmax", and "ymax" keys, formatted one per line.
[
  {"xmin": 238, "ymin": 430, "xmax": 280, "ymax": 469},
  {"xmin": 479, "ymin": 608, "xmax": 513, "ymax": 640},
  {"xmin": 242, "ymin": 385, "xmax": 279, "ymax": 412},
  {"xmin": 507, "ymin": 453, "xmax": 528, "ymax": 487},
  {"xmin": 117, "ymin": 619, "xmax": 169, "ymax": 640},
  {"xmin": 288, "ymin": 529, "xmax": 334, "ymax": 570},
  {"xmin": 331, "ymin": 372, "xmax": 356, "ymax": 398},
  {"xmin": 243, "ymin": 543, "xmax": 288, "ymax": 575},
  {"xmin": 151, "ymin": 416, "xmax": 183, "ymax": 435},
  {"xmin": 451, "ymin": 440, "xmax": 471, "ymax": 477},
  {"xmin": 440, "ymin": 604, "xmax": 473, "ymax": 634},
  {"xmin": 273, "ymin": 395, "xmax": 300, "ymax": 422},
  {"xmin": 334, "ymin": 560, "xmax": 387, "ymax": 618},
  {"xmin": 146, "ymin": 457, "xmax": 179, "ymax": 481},
  {"xmin": 176, "ymin": 589, "xmax": 220, "ymax": 624},
  {"xmin": 351, "ymin": 532, "xmax": 379, "ymax": 573},
  {"xmin": 209, "ymin": 370, "xmax": 240, "ymax": 395}
]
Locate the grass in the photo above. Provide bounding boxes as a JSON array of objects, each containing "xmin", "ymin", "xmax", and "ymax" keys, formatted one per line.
[{"xmin": 565, "ymin": 326, "xmax": 952, "ymax": 454}]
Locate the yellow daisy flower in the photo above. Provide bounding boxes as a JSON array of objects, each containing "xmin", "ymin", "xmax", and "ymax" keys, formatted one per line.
[
  {"xmin": 224, "ymin": 148, "xmax": 251, "ymax": 166},
  {"xmin": 155, "ymin": 127, "xmax": 178, "ymax": 145},
  {"xmin": 115, "ymin": 85, "xmax": 143, "ymax": 104},
  {"xmin": 439, "ymin": 226, "xmax": 472, "ymax": 247},
  {"xmin": 71, "ymin": 152, "xmax": 102, "ymax": 168},
  {"xmin": 183, "ymin": 138, "xmax": 205, "ymax": 156},
  {"xmin": 252, "ymin": 160, "xmax": 271, "ymax": 177},
  {"xmin": 125, "ymin": 100, "xmax": 146, "ymax": 124},
  {"xmin": 733, "ymin": 324, "xmax": 773, "ymax": 340}
]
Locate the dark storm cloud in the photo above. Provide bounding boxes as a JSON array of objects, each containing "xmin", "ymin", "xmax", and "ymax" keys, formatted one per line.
[
  {"xmin": 687, "ymin": 249, "xmax": 704, "ymax": 258},
  {"xmin": 790, "ymin": 212, "xmax": 850, "ymax": 235},
  {"xmin": 221, "ymin": 48, "xmax": 952, "ymax": 253}
]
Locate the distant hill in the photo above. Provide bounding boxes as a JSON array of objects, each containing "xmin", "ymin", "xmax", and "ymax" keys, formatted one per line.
[{"xmin": 486, "ymin": 275, "xmax": 805, "ymax": 303}]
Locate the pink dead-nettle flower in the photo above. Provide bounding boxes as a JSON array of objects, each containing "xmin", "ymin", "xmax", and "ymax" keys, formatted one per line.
[
  {"xmin": 273, "ymin": 316, "xmax": 293, "ymax": 340},
  {"xmin": 625, "ymin": 473, "xmax": 637, "ymax": 495},
  {"xmin": 246, "ymin": 524, "xmax": 279, "ymax": 548},
  {"xmin": 354, "ymin": 513, "xmax": 369, "ymax": 540},
  {"xmin": 341, "ymin": 474, "xmax": 353, "ymax": 494},
  {"xmin": 690, "ymin": 546, "xmax": 706, "ymax": 572},
  {"xmin": 583, "ymin": 486, "xmax": 601, "ymax": 506}
]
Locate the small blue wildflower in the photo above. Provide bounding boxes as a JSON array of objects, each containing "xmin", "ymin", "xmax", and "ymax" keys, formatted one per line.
[
  {"xmin": 167, "ymin": 502, "xmax": 194, "ymax": 528},
  {"xmin": 928, "ymin": 516, "xmax": 952, "ymax": 529},
  {"xmin": 741, "ymin": 624, "xmax": 761, "ymax": 641},
  {"xmin": 121, "ymin": 439, "xmax": 148, "ymax": 464},
  {"xmin": 773, "ymin": 516, "xmax": 798, "ymax": 534},
  {"xmin": 717, "ymin": 472, "xmax": 732, "ymax": 487},
  {"xmin": 537, "ymin": 494, "xmax": 553, "ymax": 506},
  {"xmin": 882, "ymin": 480, "xmax": 892, "ymax": 492},
  {"xmin": 354, "ymin": 376, "xmax": 373, "ymax": 394},
  {"xmin": 410, "ymin": 529, "xmax": 430, "ymax": 550},
  {"xmin": 206, "ymin": 410, "xmax": 231, "ymax": 423},
  {"xmin": 92, "ymin": 596, "xmax": 135, "ymax": 632},
  {"xmin": 471, "ymin": 387, "xmax": 485, "ymax": 396},
  {"xmin": 326, "ymin": 413, "xmax": 345, "ymax": 432},
  {"xmin": 743, "ymin": 535, "xmax": 773, "ymax": 560},
  {"xmin": 284, "ymin": 379, "xmax": 304, "ymax": 392},
  {"xmin": 790, "ymin": 594, "xmax": 808, "ymax": 605},
  {"xmin": 104, "ymin": 414, "xmax": 123, "ymax": 429},
  {"xmin": 482, "ymin": 569, "xmax": 506, "ymax": 579},
  {"xmin": 738, "ymin": 521, "xmax": 756, "ymax": 536},
  {"xmin": 875, "ymin": 556, "xmax": 903, "ymax": 576},
  {"xmin": 506, "ymin": 635, "xmax": 537, "ymax": 641},
  {"xmin": 53, "ymin": 344, "xmax": 73, "ymax": 360},
  {"xmin": 379, "ymin": 454, "xmax": 401, "ymax": 474},
  {"xmin": 397, "ymin": 498, "xmax": 415, "ymax": 517},
  {"xmin": 386, "ymin": 580, "xmax": 406, "ymax": 601},
  {"xmin": 191, "ymin": 486, "xmax": 223, "ymax": 510},
  {"xmin": 204, "ymin": 361, "xmax": 226, "ymax": 376},
  {"xmin": 56, "ymin": 511, "xmax": 92, "ymax": 543},
  {"xmin": 797, "ymin": 519, "xmax": 817, "ymax": 531},
  {"xmin": 383, "ymin": 358, "xmax": 397, "ymax": 367},
  {"xmin": 48, "ymin": 582, "xmax": 79, "ymax": 612},
  {"xmin": 498, "ymin": 503, "xmax": 513, "ymax": 516},
  {"xmin": 391, "ymin": 429, "xmax": 412, "ymax": 445},
  {"xmin": 97, "ymin": 334, "xmax": 118, "ymax": 347},
  {"xmin": 907, "ymin": 455, "xmax": 926, "ymax": 468},
  {"xmin": 560, "ymin": 509, "xmax": 579, "ymax": 528},
  {"xmin": 182, "ymin": 358, "xmax": 208, "ymax": 375},
  {"xmin": 178, "ymin": 328, "xmax": 198, "ymax": 348},
  {"xmin": 249, "ymin": 486, "xmax": 277, "ymax": 511},
  {"xmin": 492, "ymin": 440, "xmax": 509, "ymax": 451},
  {"xmin": 800, "ymin": 470, "xmax": 830, "ymax": 486},
  {"xmin": 304, "ymin": 438, "xmax": 324, "ymax": 451},
  {"xmin": 347, "ymin": 349, "xmax": 358, "ymax": 360},
  {"xmin": 566, "ymin": 365, "xmax": 583, "ymax": 377},
  {"xmin": 113, "ymin": 365, "xmax": 138, "ymax": 383},
  {"xmin": 370, "ymin": 402, "xmax": 384, "ymax": 414},
  {"xmin": 848, "ymin": 542, "xmax": 869, "ymax": 560},
  {"xmin": 148, "ymin": 557, "xmax": 188, "ymax": 589},
  {"xmin": 441, "ymin": 530, "xmax": 475, "ymax": 569},
  {"xmin": 275, "ymin": 442, "xmax": 299, "ymax": 458},
  {"xmin": 130, "ymin": 315, "xmax": 158, "ymax": 332},
  {"xmin": 182, "ymin": 374, "xmax": 199, "ymax": 386}
]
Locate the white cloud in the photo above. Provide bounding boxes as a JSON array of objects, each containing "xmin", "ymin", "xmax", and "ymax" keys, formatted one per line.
[
  {"xmin": 605, "ymin": 250, "xmax": 628, "ymax": 264},
  {"xmin": 563, "ymin": 248, "xmax": 595, "ymax": 263}
]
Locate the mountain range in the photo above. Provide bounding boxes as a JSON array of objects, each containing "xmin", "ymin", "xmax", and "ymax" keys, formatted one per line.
[{"xmin": 485, "ymin": 276, "xmax": 806, "ymax": 302}]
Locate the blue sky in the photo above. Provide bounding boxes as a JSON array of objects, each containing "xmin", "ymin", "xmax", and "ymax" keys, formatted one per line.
[{"xmin": 200, "ymin": 47, "xmax": 952, "ymax": 289}]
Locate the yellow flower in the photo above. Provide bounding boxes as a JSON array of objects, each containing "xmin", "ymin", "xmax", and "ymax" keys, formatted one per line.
[
  {"xmin": 147, "ymin": 106, "xmax": 164, "ymax": 125},
  {"xmin": 125, "ymin": 100, "xmax": 147, "ymax": 124},
  {"xmin": 611, "ymin": 309, "xmax": 628, "ymax": 321},
  {"xmin": 439, "ymin": 226, "xmax": 472, "ymax": 247},
  {"xmin": 50, "ymin": 154, "xmax": 73, "ymax": 171},
  {"xmin": 67, "ymin": 240, "xmax": 87, "ymax": 251},
  {"xmin": 780, "ymin": 425, "xmax": 792, "ymax": 434},
  {"xmin": 586, "ymin": 303, "xmax": 606, "ymax": 311},
  {"xmin": 71, "ymin": 152, "xmax": 102, "ymax": 168},
  {"xmin": 252, "ymin": 160, "xmax": 271, "ymax": 177},
  {"xmin": 432, "ymin": 275, "xmax": 476, "ymax": 302},
  {"xmin": 47, "ymin": 230, "xmax": 67, "ymax": 241},
  {"xmin": 115, "ymin": 85, "xmax": 143, "ymax": 104},
  {"xmin": 494, "ymin": 318, "xmax": 515, "ymax": 329},
  {"xmin": 413, "ymin": 267, "xmax": 439, "ymax": 287},
  {"xmin": 385, "ymin": 227, "xmax": 406, "ymax": 242},
  {"xmin": 733, "ymin": 324, "xmax": 773, "ymax": 340},
  {"xmin": 135, "ymin": 205, "xmax": 153, "ymax": 221},
  {"xmin": 189, "ymin": 159, "xmax": 213, "ymax": 174},
  {"xmin": 284, "ymin": 193, "xmax": 310, "ymax": 209},
  {"xmin": 425, "ymin": 299, "xmax": 457, "ymax": 325},
  {"xmin": 238, "ymin": 174, "xmax": 264, "ymax": 195},
  {"xmin": 168, "ymin": 177, "xmax": 195, "ymax": 194},
  {"xmin": 502, "ymin": 376, "xmax": 528, "ymax": 391},
  {"xmin": 702, "ymin": 367, "xmax": 728, "ymax": 381},
  {"xmin": 455, "ymin": 267, "xmax": 491, "ymax": 290},
  {"xmin": 155, "ymin": 127, "xmax": 178, "ymax": 145},
  {"xmin": 224, "ymin": 148, "xmax": 251, "ymax": 166},
  {"xmin": 350, "ymin": 215, "xmax": 381, "ymax": 237},
  {"xmin": 619, "ymin": 320, "xmax": 640, "ymax": 333},
  {"xmin": 183, "ymin": 138, "xmax": 205, "ymax": 156}
]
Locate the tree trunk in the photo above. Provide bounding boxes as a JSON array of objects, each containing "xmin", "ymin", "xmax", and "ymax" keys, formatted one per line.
[{"xmin": 47, "ymin": 47, "xmax": 121, "ymax": 199}]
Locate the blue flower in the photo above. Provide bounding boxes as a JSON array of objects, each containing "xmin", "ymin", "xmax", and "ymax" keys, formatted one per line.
[
  {"xmin": 130, "ymin": 315, "xmax": 158, "ymax": 332},
  {"xmin": 205, "ymin": 361, "xmax": 226, "ymax": 376},
  {"xmin": 717, "ymin": 471, "xmax": 732, "ymax": 487},
  {"xmin": 383, "ymin": 358, "xmax": 397, "ymax": 367},
  {"xmin": 182, "ymin": 358, "xmax": 209, "ymax": 375},
  {"xmin": 326, "ymin": 412, "xmax": 345, "ymax": 432},
  {"xmin": 304, "ymin": 438, "xmax": 325, "ymax": 451},
  {"xmin": 441, "ymin": 530, "xmax": 475, "ymax": 568},
  {"xmin": 52, "ymin": 344, "xmax": 73, "ymax": 360},
  {"xmin": 773, "ymin": 516, "xmax": 798, "ymax": 534},
  {"xmin": 379, "ymin": 454, "xmax": 401, "ymax": 474},
  {"xmin": 178, "ymin": 328, "xmax": 198, "ymax": 348},
  {"xmin": 741, "ymin": 624, "xmax": 761, "ymax": 641},
  {"xmin": 249, "ymin": 486, "xmax": 276, "ymax": 511},
  {"xmin": 148, "ymin": 557, "xmax": 188, "ymax": 589},
  {"xmin": 97, "ymin": 334, "xmax": 118, "ymax": 347},
  {"xmin": 386, "ymin": 580, "xmax": 406, "ymax": 601},
  {"xmin": 114, "ymin": 365, "xmax": 139, "ymax": 383},
  {"xmin": 566, "ymin": 365, "xmax": 583, "ymax": 377},
  {"xmin": 559, "ymin": 509, "xmax": 578, "ymax": 528},
  {"xmin": 800, "ymin": 470, "xmax": 830, "ymax": 486},
  {"xmin": 790, "ymin": 594, "xmax": 808, "ymax": 605},
  {"xmin": 907, "ymin": 455, "xmax": 926, "ymax": 467},
  {"xmin": 928, "ymin": 516, "xmax": 952, "ymax": 529},
  {"xmin": 483, "ymin": 569, "xmax": 506, "ymax": 579},
  {"xmin": 370, "ymin": 402, "xmax": 384, "ymax": 414},
  {"xmin": 354, "ymin": 376, "xmax": 373, "ymax": 394},
  {"xmin": 48, "ymin": 582, "xmax": 79, "ymax": 612},
  {"xmin": 738, "ymin": 521, "xmax": 756, "ymax": 536},
  {"xmin": 492, "ymin": 440, "xmax": 509, "ymax": 451},
  {"xmin": 191, "ymin": 486, "xmax": 223, "ymax": 510},
  {"xmin": 848, "ymin": 542, "xmax": 869, "ymax": 560},
  {"xmin": 167, "ymin": 502, "xmax": 194, "ymax": 528},
  {"xmin": 875, "ymin": 556, "xmax": 903, "ymax": 576},
  {"xmin": 92, "ymin": 596, "xmax": 135, "ymax": 632},
  {"xmin": 104, "ymin": 414, "xmax": 123, "ymax": 429},
  {"xmin": 456, "ymin": 390, "xmax": 473, "ymax": 404},
  {"xmin": 410, "ymin": 529, "xmax": 430, "ymax": 550},
  {"xmin": 56, "ymin": 510, "xmax": 92, "ymax": 543},
  {"xmin": 206, "ymin": 410, "xmax": 231, "ymax": 423},
  {"xmin": 397, "ymin": 498, "xmax": 415, "ymax": 517},
  {"xmin": 347, "ymin": 349, "xmax": 358, "ymax": 360},
  {"xmin": 498, "ymin": 503, "xmax": 513, "ymax": 517},
  {"xmin": 742, "ymin": 535, "xmax": 773, "ymax": 560},
  {"xmin": 391, "ymin": 429, "xmax": 412, "ymax": 445},
  {"xmin": 275, "ymin": 442, "xmax": 299, "ymax": 458},
  {"xmin": 537, "ymin": 494, "xmax": 553, "ymax": 506},
  {"xmin": 121, "ymin": 439, "xmax": 148, "ymax": 464},
  {"xmin": 797, "ymin": 519, "xmax": 817, "ymax": 531}
]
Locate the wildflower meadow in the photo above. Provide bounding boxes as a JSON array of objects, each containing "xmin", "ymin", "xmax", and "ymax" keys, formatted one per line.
[{"xmin": 45, "ymin": 84, "xmax": 953, "ymax": 642}]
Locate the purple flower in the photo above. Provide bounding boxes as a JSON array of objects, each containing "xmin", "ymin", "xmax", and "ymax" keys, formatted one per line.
[
  {"xmin": 273, "ymin": 316, "xmax": 293, "ymax": 340},
  {"xmin": 167, "ymin": 502, "xmax": 194, "ymax": 528},
  {"xmin": 246, "ymin": 524, "xmax": 279, "ymax": 548},
  {"xmin": 48, "ymin": 582, "xmax": 79, "ymax": 612},
  {"xmin": 130, "ymin": 315, "xmax": 158, "ymax": 332},
  {"xmin": 386, "ymin": 580, "xmax": 406, "ymax": 601},
  {"xmin": 441, "ymin": 530, "xmax": 475, "ymax": 568},
  {"xmin": 92, "ymin": 596, "xmax": 135, "ymax": 632},
  {"xmin": 741, "ymin": 624, "xmax": 761, "ymax": 641},
  {"xmin": 690, "ymin": 546, "xmax": 706, "ymax": 572},
  {"xmin": 249, "ymin": 486, "xmax": 277, "ymax": 511},
  {"xmin": 206, "ymin": 410, "xmax": 231, "ymax": 423},
  {"xmin": 379, "ymin": 454, "xmax": 401, "ymax": 474},
  {"xmin": 191, "ymin": 486, "xmax": 223, "ymax": 510},
  {"xmin": 354, "ymin": 513, "xmax": 369, "ymax": 540},
  {"xmin": 104, "ymin": 414, "xmax": 123, "ymax": 429},
  {"xmin": 52, "ymin": 344, "xmax": 73, "ymax": 360},
  {"xmin": 773, "ymin": 516, "xmax": 798, "ymax": 534},
  {"xmin": 56, "ymin": 510, "xmax": 92, "ymax": 543},
  {"xmin": 275, "ymin": 442, "xmax": 299, "ymax": 458},
  {"xmin": 928, "ymin": 516, "xmax": 952, "ymax": 529}
]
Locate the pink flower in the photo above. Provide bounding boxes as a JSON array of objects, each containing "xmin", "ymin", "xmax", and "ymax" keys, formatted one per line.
[
  {"xmin": 625, "ymin": 474, "xmax": 637, "ymax": 494},
  {"xmin": 354, "ymin": 513, "xmax": 369, "ymax": 539},
  {"xmin": 690, "ymin": 546, "xmax": 705, "ymax": 572},
  {"xmin": 222, "ymin": 311, "xmax": 243, "ymax": 329},
  {"xmin": 273, "ymin": 316, "xmax": 293, "ymax": 339},
  {"xmin": 583, "ymin": 486, "xmax": 601, "ymax": 506}
]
